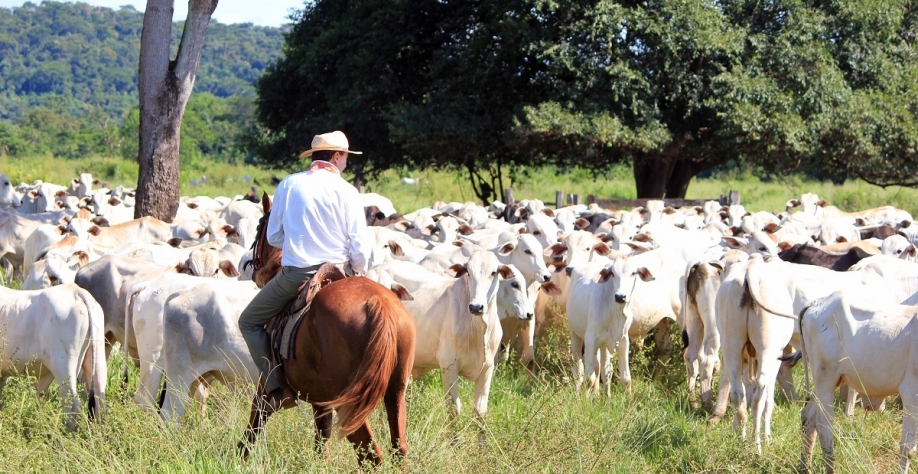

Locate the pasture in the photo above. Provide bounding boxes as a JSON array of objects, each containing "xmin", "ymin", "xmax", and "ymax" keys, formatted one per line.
[{"xmin": 0, "ymin": 155, "xmax": 914, "ymax": 472}]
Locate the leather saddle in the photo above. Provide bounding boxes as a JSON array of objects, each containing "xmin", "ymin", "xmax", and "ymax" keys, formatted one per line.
[{"xmin": 266, "ymin": 263, "xmax": 348, "ymax": 362}]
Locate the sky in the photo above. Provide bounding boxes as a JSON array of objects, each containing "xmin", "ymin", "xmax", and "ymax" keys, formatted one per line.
[{"xmin": 0, "ymin": 0, "xmax": 304, "ymax": 27}]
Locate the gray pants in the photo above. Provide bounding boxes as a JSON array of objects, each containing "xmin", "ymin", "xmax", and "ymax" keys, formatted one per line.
[{"xmin": 238, "ymin": 265, "xmax": 320, "ymax": 394}]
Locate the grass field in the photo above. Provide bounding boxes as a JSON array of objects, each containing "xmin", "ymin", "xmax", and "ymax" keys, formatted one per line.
[{"xmin": 0, "ymin": 155, "xmax": 913, "ymax": 472}]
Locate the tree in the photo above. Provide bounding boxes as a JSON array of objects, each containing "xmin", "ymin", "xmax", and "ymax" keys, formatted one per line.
[{"xmin": 135, "ymin": 0, "xmax": 217, "ymax": 221}]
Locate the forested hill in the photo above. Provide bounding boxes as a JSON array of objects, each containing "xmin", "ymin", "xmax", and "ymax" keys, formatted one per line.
[{"xmin": 0, "ymin": 1, "xmax": 285, "ymax": 121}]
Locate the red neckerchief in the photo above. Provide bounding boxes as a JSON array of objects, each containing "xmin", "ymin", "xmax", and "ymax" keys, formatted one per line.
[{"xmin": 309, "ymin": 160, "xmax": 341, "ymax": 176}]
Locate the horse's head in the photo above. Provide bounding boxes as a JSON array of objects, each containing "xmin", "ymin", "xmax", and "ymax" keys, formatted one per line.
[{"xmin": 252, "ymin": 192, "xmax": 282, "ymax": 288}]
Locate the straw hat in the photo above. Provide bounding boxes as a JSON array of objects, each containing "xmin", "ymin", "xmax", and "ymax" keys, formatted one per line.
[{"xmin": 298, "ymin": 131, "xmax": 363, "ymax": 158}]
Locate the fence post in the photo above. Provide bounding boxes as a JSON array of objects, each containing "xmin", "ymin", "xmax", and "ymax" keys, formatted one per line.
[
  {"xmin": 587, "ymin": 194, "xmax": 596, "ymax": 205},
  {"xmin": 555, "ymin": 191, "xmax": 563, "ymax": 209},
  {"xmin": 566, "ymin": 193, "xmax": 573, "ymax": 205},
  {"xmin": 573, "ymin": 194, "xmax": 582, "ymax": 206},
  {"xmin": 504, "ymin": 188, "xmax": 515, "ymax": 207}
]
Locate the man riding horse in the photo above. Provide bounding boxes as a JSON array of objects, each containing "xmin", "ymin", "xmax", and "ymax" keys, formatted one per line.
[{"xmin": 238, "ymin": 130, "xmax": 372, "ymax": 409}]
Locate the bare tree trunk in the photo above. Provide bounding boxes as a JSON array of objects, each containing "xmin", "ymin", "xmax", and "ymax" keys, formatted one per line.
[
  {"xmin": 633, "ymin": 153, "xmax": 673, "ymax": 199},
  {"xmin": 135, "ymin": 0, "xmax": 218, "ymax": 222}
]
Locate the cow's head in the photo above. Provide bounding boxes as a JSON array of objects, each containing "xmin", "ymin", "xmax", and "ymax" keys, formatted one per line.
[{"xmin": 449, "ymin": 251, "xmax": 512, "ymax": 316}]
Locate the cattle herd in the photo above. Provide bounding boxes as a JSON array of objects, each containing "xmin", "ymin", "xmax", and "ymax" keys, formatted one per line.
[{"xmin": 3, "ymin": 171, "xmax": 918, "ymax": 472}]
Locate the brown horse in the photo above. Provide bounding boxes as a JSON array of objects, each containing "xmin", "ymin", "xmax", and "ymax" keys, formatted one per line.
[{"xmin": 239, "ymin": 192, "xmax": 416, "ymax": 466}]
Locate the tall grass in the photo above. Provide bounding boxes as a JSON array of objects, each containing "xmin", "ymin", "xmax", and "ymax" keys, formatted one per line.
[{"xmin": 0, "ymin": 156, "xmax": 914, "ymax": 472}]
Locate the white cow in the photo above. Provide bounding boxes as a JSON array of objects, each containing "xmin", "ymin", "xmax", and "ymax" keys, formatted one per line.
[
  {"xmin": 369, "ymin": 251, "xmax": 510, "ymax": 446},
  {"xmin": 799, "ymin": 292, "xmax": 918, "ymax": 474},
  {"xmin": 0, "ymin": 284, "xmax": 106, "ymax": 429},
  {"xmin": 160, "ymin": 280, "xmax": 261, "ymax": 421},
  {"xmin": 22, "ymin": 251, "xmax": 91, "ymax": 290},
  {"xmin": 0, "ymin": 171, "xmax": 22, "ymax": 209}
]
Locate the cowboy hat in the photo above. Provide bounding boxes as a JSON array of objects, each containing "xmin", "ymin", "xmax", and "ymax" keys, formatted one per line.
[{"xmin": 298, "ymin": 131, "xmax": 363, "ymax": 158}]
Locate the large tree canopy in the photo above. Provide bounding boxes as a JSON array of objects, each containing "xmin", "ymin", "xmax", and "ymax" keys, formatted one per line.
[{"xmin": 252, "ymin": 0, "xmax": 918, "ymax": 200}]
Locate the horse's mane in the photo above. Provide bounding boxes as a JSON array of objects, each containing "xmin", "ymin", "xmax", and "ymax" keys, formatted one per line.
[{"xmin": 250, "ymin": 191, "xmax": 282, "ymax": 288}]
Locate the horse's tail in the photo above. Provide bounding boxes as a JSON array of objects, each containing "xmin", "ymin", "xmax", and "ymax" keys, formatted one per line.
[{"xmin": 320, "ymin": 293, "xmax": 399, "ymax": 437}]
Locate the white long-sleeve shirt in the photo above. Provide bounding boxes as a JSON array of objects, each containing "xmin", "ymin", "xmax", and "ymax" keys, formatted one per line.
[{"xmin": 266, "ymin": 165, "xmax": 371, "ymax": 273}]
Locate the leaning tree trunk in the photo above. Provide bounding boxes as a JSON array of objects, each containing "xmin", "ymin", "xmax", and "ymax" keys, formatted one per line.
[{"xmin": 135, "ymin": 0, "xmax": 218, "ymax": 222}]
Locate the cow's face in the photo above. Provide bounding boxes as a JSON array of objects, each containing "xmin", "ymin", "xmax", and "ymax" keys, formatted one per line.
[
  {"xmin": 526, "ymin": 213, "xmax": 561, "ymax": 251},
  {"xmin": 598, "ymin": 257, "xmax": 655, "ymax": 306},
  {"xmin": 499, "ymin": 234, "xmax": 551, "ymax": 283},
  {"xmin": 496, "ymin": 265, "xmax": 533, "ymax": 321},
  {"xmin": 0, "ymin": 172, "xmax": 22, "ymax": 209},
  {"xmin": 452, "ymin": 251, "xmax": 511, "ymax": 316}
]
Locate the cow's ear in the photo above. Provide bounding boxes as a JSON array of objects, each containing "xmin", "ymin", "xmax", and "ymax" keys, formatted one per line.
[
  {"xmin": 498, "ymin": 265, "xmax": 513, "ymax": 279},
  {"xmin": 855, "ymin": 218, "xmax": 867, "ymax": 227},
  {"xmin": 722, "ymin": 236, "xmax": 743, "ymax": 249},
  {"xmin": 458, "ymin": 224, "xmax": 473, "ymax": 235},
  {"xmin": 663, "ymin": 206, "xmax": 676, "ymax": 215},
  {"xmin": 92, "ymin": 179, "xmax": 101, "ymax": 185},
  {"xmin": 72, "ymin": 178, "xmax": 80, "ymax": 184},
  {"xmin": 636, "ymin": 267, "xmax": 655, "ymax": 282},
  {"xmin": 542, "ymin": 208, "xmax": 555, "ymax": 217},
  {"xmin": 74, "ymin": 251, "xmax": 90, "ymax": 266},
  {"xmin": 55, "ymin": 190, "xmax": 67, "ymax": 198},
  {"xmin": 632, "ymin": 233, "xmax": 652, "ymax": 243},
  {"xmin": 598, "ymin": 268, "xmax": 615, "ymax": 283},
  {"xmin": 54, "ymin": 200, "xmax": 65, "ymax": 209},
  {"xmin": 836, "ymin": 236, "xmax": 848, "ymax": 243},
  {"xmin": 743, "ymin": 212, "xmax": 751, "ymax": 218},
  {"xmin": 720, "ymin": 205, "xmax": 730, "ymax": 212},
  {"xmin": 452, "ymin": 240, "xmax": 465, "ymax": 247},
  {"xmin": 625, "ymin": 242, "xmax": 651, "ymax": 254},
  {"xmin": 777, "ymin": 241, "xmax": 794, "ymax": 251},
  {"xmin": 167, "ymin": 237, "xmax": 183, "ymax": 248},
  {"xmin": 517, "ymin": 226, "xmax": 527, "ymax": 235},
  {"xmin": 424, "ymin": 224, "xmax": 436, "ymax": 235},
  {"xmin": 88, "ymin": 226, "xmax": 102, "ymax": 236},
  {"xmin": 387, "ymin": 241, "xmax": 404, "ymax": 256},
  {"xmin": 708, "ymin": 262, "xmax": 724, "ymax": 271},
  {"xmin": 901, "ymin": 220, "xmax": 912, "ymax": 229},
  {"xmin": 219, "ymin": 261, "xmax": 240, "ymax": 278},
  {"xmin": 223, "ymin": 224, "xmax": 238, "ymax": 237},
  {"xmin": 544, "ymin": 242, "xmax": 567, "ymax": 258},
  {"xmin": 817, "ymin": 199, "xmax": 828, "ymax": 207},
  {"xmin": 108, "ymin": 197, "xmax": 120, "ymax": 205},
  {"xmin": 674, "ymin": 223, "xmax": 686, "ymax": 229},
  {"xmin": 29, "ymin": 190, "xmax": 37, "ymax": 197},
  {"xmin": 787, "ymin": 199, "xmax": 801, "ymax": 208},
  {"xmin": 908, "ymin": 245, "xmax": 917, "ymax": 257},
  {"xmin": 393, "ymin": 221, "xmax": 411, "ymax": 232},
  {"xmin": 448, "ymin": 264, "xmax": 468, "ymax": 278},
  {"xmin": 565, "ymin": 266, "xmax": 574, "ymax": 277},
  {"xmin": 174, "ymin": 262, "xmax": 189, "ymax": 274},
  {"xmin": 763, "ymin": 223, "xmax": 781, "ymax": 233},
  {"xmin": 548, "ymin": 263, "xmax": 566, "ymax": 274},
  {"xmin": 187, "ymin": 202, "xmax": 198, "ymax": 209},
  {"xmin": 719, "ymin": 210, "xmax": 728, "ymax": 220},
  {"xmin": 390, "ymin": 283, "xmax": 413, "ymax": 301},
  {"xmin": 540, "ymin": 281, "xmax": 561, "ymax": 295},
  {"xmin": 574, "ymin": 218, "xmax": 589, "ymax": 230},
  {"xmin": 498, "ymin": 242, "xmax": 515, "ymax": 256},
  {"xmin": 694, "ymin": 206, "xmax": 703, "ymax": 214},
  {"xmin": 593, "ymin": 242, "xmax": 611, "ymax": 256},
  {"xmin": 92, "ymin": 217, "xmax": 110, "ymax": 227}
]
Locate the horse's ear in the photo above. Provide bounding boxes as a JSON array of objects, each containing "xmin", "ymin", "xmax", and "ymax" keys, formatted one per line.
[
  {"xmin": 498, "ymin": 265, "xmax": 513, "ymax": 279},
  {"xmin": 168, "ymin": 237, "xmax": 183, "ymax": 248},
  {"xmin": 448, "ymin": 264, "xmax": 468, "ymax": 278},
  {"xmin": 262, "ymin": 192, "xmax": 271, "ymax": 213},
  {"xmin": 390, "ymin": 283, "xmax": 414, "ymax": 301},
  {"xmin": 387, "ymin": 240, "xmax": 404, "ymax": 256},
  {"xmin": 540, "ymin": 281, "xmax": 561, "ymax": 295},
  {"xmin": 219, "ymin": 260, "xmax": 240, "ymax": 278}
]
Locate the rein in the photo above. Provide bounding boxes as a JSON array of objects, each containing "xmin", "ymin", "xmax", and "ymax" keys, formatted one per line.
[{"xmin": 246, "ymin": 210, "xmax": 271, "ymax": 274}]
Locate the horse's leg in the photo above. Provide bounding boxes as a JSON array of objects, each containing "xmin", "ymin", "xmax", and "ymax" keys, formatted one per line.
[
  {"xmin": 384, "ymin": 382, "xmax": 409, "ymax": 459},
  {"xmin": 237, "ymin": 381, "xmax": 274, "ymax": 460},
  {"xmin": 311, "ymin": 404, "xmax": 333, "ymax": 458},
  {"xmin": 346, "ymin": 421, "xmax": 383, "ymax": 467}
]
